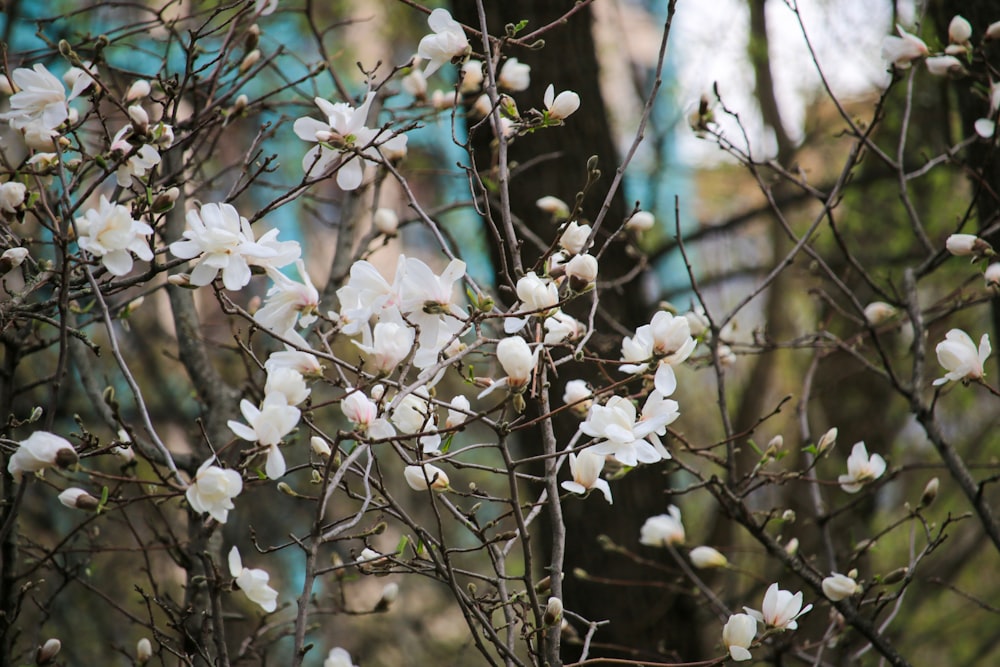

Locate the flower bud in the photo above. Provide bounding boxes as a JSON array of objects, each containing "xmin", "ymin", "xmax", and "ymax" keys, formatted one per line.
[
  {"xmin": 784, "ymin": 537, "xmax": 799, "ymax": 556},
  {"xmin": 781, "ymin": 509, "xmax": 796, "ymax": 523},
  {"xmin": 946, "ymin": 233, "xmax": 993, "ymax": 258},
  {"xmin": 625, "ymin": 210, "xmax": 655, "ymax": 232},
  {"xmin": 232, "ymin": 94, "xmax": 249, "ymax": 114},
  {"xmin": 0, "ymin": 181, "xmax": 27, "ymax": 214},
  {"xmin": 152, "ymin": 186, "xmax": 180, "ymax": 213},
  {"xmin": 816, "ymin": 427, "xmax": 838, "ymax": 454},
  {"xmin": 310, "ymin": 436, "xmax": 332, "ymax": 458},
  {"xmin": 881, "ymin": 566, "xmax": 908, "ymax": 585},
  {"xmin": 430, "ymin": 89, "xmax": 455, "ymax": 110},
  {"xmin": 239, "ymin": 49, "xmax": 261, "ymax": 74},
  {"xmin": 543, "ymin": 596, "xmax": 563, "ymax": 626},
  {"xmin": 1, "ymin": 247, "xmax": 29, "ymax": 274},
  {"xmin": 988, "ymin": 20, "xmax": 1000, "ymax": 40},
  {"xmin": 822, "ymin": 572, "xmax": 859, "ymax": 601},
  {"xmin": 36, "ymin": 638, "xmax": 61, "ymax": 665},
  {"xmin": 536, "ymin": 196, "xmax": 570, "ymax": 220},
  {"xmin": 402, "ymin": 70, "xmax": 427, "ymax": 100},
  {"xmin": 136, "ymin": 638, "xmax": 152, "ymax": 663},
  {"xmin": 126, "ymin": 79, "xmax": 151, "ymax": 102},
  {"xmin": 496, "ymin": 336, "xmax": 537, "ymax": 389},
  {"xmin": 245, "ymin": 24, "xmax": 261, "ymax": 51},
  {"xmin": 764, "ymin": 435, "xmax": 783, "ymax": 457},
  {"xmin": 565, "ymin": 253, "xmax": 598, "ymax": 292},
  {"xmin": 167, "ymin": 273, "xmax": 194, "ymax": 288},
  {"xmin": 128, "ymin": 105, "xmax": 150, "ymax": 134},
  {"xmin": 459, "ymin": 60, "xmax": 483, "ymax": 93},
  {"xmin": 920, "ymin": 477, "xmax": 939, "ymax": 507},
  {"xmin": 404, "ymin": 463, "xmax": 450, "ymax": 491},
  {"xmin": 925, "ymin": 55, "xmax": 964, "ymax": 77},
  {"xmin": 948, "ymin": 15, "xmax": 972, "ymax": 44},
  {"xmin": 689, "ymin": 545, "xmax": 728, "ymax": 569},
  {"xmin": 985, "ymin": 263, "xmax": 1000, "ymax": 288},
  {"xmin": 373, "ymin": 208, "xmax": 399, "ymax": 236},
  {"xmin": 374, "ymin": 581, "xmax": 399, "ymax": 611},
  {"xmin": 58, "ymin": 487, "xmax": 100, "ymax": 510},
  {"xmin": 559, "ymin": 221, "xmax": 591, "ymax": 255},
  {"xmin": 864, "ymin": 301, "xmax": 897, "ymax": 325}
]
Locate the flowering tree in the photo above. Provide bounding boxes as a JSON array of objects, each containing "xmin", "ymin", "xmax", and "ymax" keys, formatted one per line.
[{"xmin": 3, "ymin": 2, "xmax": 1000, "ymax": 666}]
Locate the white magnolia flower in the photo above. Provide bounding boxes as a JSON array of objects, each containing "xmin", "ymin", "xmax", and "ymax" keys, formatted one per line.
[
  {"xmin": 353, "ymin": 321, "xmax": 415, "ymax": 374},
  {"xmin": 581, "ymin": 394, "xmax": 676, "ymax": 466},
  {"xmin": 390, "ymin": 391, "xmax": 439, "ymax": 452},
  {"xmin": 264, "ymin": 366, "xmax": 310, "ymax": 406},
  {"xmin": 934, "ymin": 328, "xmax": 991, "ymax": 385},
  {"xmin": 863, "ymin": 301, "xmax": 897, "ymax": 325},
  {"xmin": 620, "ymin": 312, "xmax": 696, "ymax": 396},
  {"xmin": 58, "ymin": 487, "xmax": 99, "ymax": 510},
  {"xmin": 561, "ymin": 449, "xmax": 612, "ymax": 503},
  {"xmin": 341, "ymin": 390, "xmax": 394, "ymax": 439},
  {"xmin": 536, "ymin": 195, "xmax": 570, "ymax": 220},
  {"xmin": 625, "ymin": 210, "xmax": 655, "ymax": 232},
  {"xmin": 404, "ymin": 463, "xmax": 450, "ymax": 491},
  {"xmin": 228, "ymin": 546, "xmax": 278, "ymax": 612},
  {"xmin": 506, "ymin": 271, "xmax": 559, "ymax": 333},
  {"xmin": 401, "ymin": 69, "xmax": 427, "ymax": 99},
  {"xmin": 543, "ymin": 310, "xmax": 584, "ymax": 345},
  {"xmin": 822, "ymin": 572, "xmax": 859, "ymax": 601},
  {"xmin": 838, "ymin": 441, "xmax": 887, "ymax": 493},
  {"xmin": 639, "ymin": 505, "xmax": 685, "ymax": 546},
  {"xmin": 0, "ymin": 181, "xmax": 27, "ymax": 214},
  {"xmin": 8, "ymin": 431, "xmax": 78, "ymax": 482},
  {"xmin": 324, "ymin": 647, "xmax": 358, "ymax": 667},
  {"xmin": 0, "ymin": 63, "xmax": 87, "ymax": 134},
  {"xmin": 975, "ymin": 84, "xmax": 1000, "ymax": 138},
  {"xmin": 985, "ymin": 263, "xmax": 1000, "ymax": 288},
  {"xmin": 689, "ymin": 546, "xmax": 728, "ymax": 569},
  {"xmin": 543, "ymin": 84, "xmax": 580, "ymax": 120},
  {"xmin": 925, "ymin": 55, "xmax": 964, "ymax": 77},
  {"xmin": 126, "ymin": 79, "xmax": 151, "ymax": 102},
  {"xmin": 136, "ymin": 637, "xmax": 153, "ymax": 663},
  {"xmin": 397, "ymin": 256, "xmax": 467, "ymax": 357},
  {"xmin": 264, "ymin": 350, "xmax": 323, "ymax": 377},
  {"xmin": 254, "ymin": 261, "xmax": 320, "ymax": 335},
  {"xmin": 373, "ymin": 207, "xmax": 399, "ymax": 235},
  {"xmin": 946, "ymin": 233, "xmax": 992, "ymax": 257},
  {"xmin": 496, "ymin": 336, "xmax": 538, "ymax": 390},
  {"xmin": 1, "ymin": 247, "xmax": 29, "ymax": 274},
  {"xmin": 558, "ymin": 221, "xmax": 591, "ymax": 255},
  {"xmin": 169, "ymin": 202, "xmax": 277, "ymax": 290},
  {"xmin": 722, "ymin": 614, "xmax": 757, "ymax": 662},
  {"xmin": 565, "ymin": 253, "xmax": 598, "ymax": 289},
  {"xmin": 498, "ymin": 58, "xmax": 531, "ymax": 92},
  {"xmin": 416, "ymin": 8, "xmax": 469, "ymax": 77},
  {"xmin": 227, "ymin": 395, "xmax": 301, "ymax": 479},
  {"xmin": 75, "ymin": 195, "xmax": 154, "ymax": 276},
  {"xmin": 562, "ymin": 380, "xmax": 593, "ymax": 417},
  {"xmin": 949, "ymin": 15, "xmax": 972, "ymax": 44},
  {"xmin": 186, "ymin": 458, "xmax": 243, "ymax": 523},
  {"xmin": 293, "ymin": 92, "xmax": 408, "ymax": 190},
  {"xmin": 109, "ymin": 125, "xmax": 162, "ymax": 187},
  {"xmin": 460, "ymin": 60, "xmax": 484, "ymax": 93},
  {"xmin": 881, "ymin": 24, "xmax": 928, "ymax": 69},
  {"xmin": 446, "ymin": 395, "xmax": 472, "ymax": 429},
  {"xmin": 744, "ymin": 583, "xmax": 812, "ymax": 631}
]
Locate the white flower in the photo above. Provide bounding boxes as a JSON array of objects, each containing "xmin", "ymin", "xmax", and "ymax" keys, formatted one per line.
[
  {"xmin": 264, "ymin": 367, "xmax": 310, "ymax": 406},
  {"xmin": 293, "ymin": 92, "xmax": 408, "ymax": 190},
  {"xmin": 228, "ymin": 546, "xmax": 278, "ymax": 613},
  {"xmin": 109, "ymin": 125, "xmax": 162, "ymax": 187},
  {"xmin": 934, "ymin": 328, "xmax": 991, "ymax": 385},
  {"xmin": 310, "ymin": 436, "xmax": 332, "ymax": 458},
  {"xmin": 565, "ymin": 253, "xmax": 598, "ymax": 291},
  {"xmin": 324, "ymin": 647, "xmax": 358, "ymax": 667},
  {"xmin": 264, "ymin": 350, "xmax": 323, "ymax": 377},
  {"xmin": 227, "ymin": 395, "xmax": 301, "ymax": 479},
  {"xmin": 402, "ymin": 69, "xmax": 427, "ymax": 99},
  {"xmin": 838, "ymin": 441, "xmax": 887, "ymax": 493},
  {"xmin": 863, "ymin": 301, "xmax": 897, "ymax": 325},
  {"xmin": 684, "ymin": 309, "xmax": 709, "ymax": 337},
  {"xmin": 397, "ymin": 256, "xmax": 467, "ymax": 352},
  {"xmin": 404, "ymin": 463, "xmax": 450, "ymax": 491},
  {"xmin": 353, "ymin": 321, "xmax": 415, "ymax": 374},
  {"xmin": 946, "ymin": 233, "xmax": 992, "ymax": 257},
  {"xmin": 581, "ymin": 394, "xmax": 675, "ymax": 466},
  {"xmin": 460, "ymin": 60, "xmax": 483, "ymax": 93},
  {"xmin": 341, "ymin": 390, "xmax": 394, "ymax": 439},
  {"xmin": 822, "ymin": 573, "xmax": 859, "ymax": 601},
  {"xmin": 498, "ymin": 58, "xmax": 531, "ymax": 92},
  {"xmin": 625, "ymin": 210, "xmax": 655, "ymax": 232},
  {"xmin": 169, "ymin": 202, "xmax": 277, "ymax": 290},
  {"xmin": 373, "ymin": 208, "xmax": 399, "ymax": 235},
  {"xmin": 689, "ymin": 546, "xmax": 728, "ymax": 569},
  {"xmin": 0, "ymin": 181, "xmax": 27, "ymax": 214},
  {"xmin": 722, "ymin": 614, "xmax": 756, "ymax": 662},
  {"xmin": 186, "ymin": 458, "xmax": 243, "ymax": 523},
  {"xmin": 881, "ymin": 25, "xmax": 928, "ymax": 69},
  {"xmin": 925, "ymin": 55, "xmax": 964, "ymax": 77},
  {"xmin": 0, "ymin": 64, "xmax": 76, "ymax": 134},
  {"xmin": 446, "ymin": 395, "xmax": 472, "ymax": 429},
  {"xmin": 562, "ymin": 380, "xmax": 592, "ymax": 417},
  {"xmin": 506, "ymin": 271, "xmax": 559, "ymax": 333},
  {"xmin": 544, "ymin": 310, "xmax": 584, "ymax": 345},
  {"xmin": 949, "ymin": 15, "xmax": 972, "ymax": 43},
  {"xmin": 58, "ymin": 487, "xmax": 99, "ymax": 510},
  {"xmin": 126, "ymin": 80, "xmax": 151, "ymax": 102},
  {"xmin": 744, "ymin": 583, "xmax": 812, "ymax": 631},
  {"xmin": 543, "ymin": 84, "xmax": 580, "ymax": 120},
  {"xmin": 1, "ymin": 247, "xmax": 29, "ymax": 274},
  {"xmin": 536, "ymin": 195, "xmax": 570, "ymax": 220},
  {"xmin": 391, "ymin": 391, "xmax": 435, "ymax": 433},
  {"xmin": 75, "ymin": 195, "xmax": 154, "ymax": 276},
  {"xmin": 986, "ymin": 263, "xmax": 1000, "ymax": 287},
  {"xmin": 254, "ymin": 261, "xmax": 320, "ymax": 334},
  {"xmin": 8, "ymin": 431, "xmax": 77, "ymax": 482},
  {"xmin": 561, "ymin": 449, "xmax": 612, "ymax": 503},
  {"xmin": 639, "ymin": 505, "xmax": 685, "ymax": 546},
  {"xmin": 620, "ymin": 312, "xmax": 696, "ymax": 396},
  {"xmin": 558, "ymin": 221, "xmax": 591, "ymax": 255},
  {"xmin": 416, "ymin": 9, "xmax": 469, "ymax": 77},
  {"xmin": 136, "ymin": 637, "xmax": 153, "ymax": 663},
  {"xmin": 496, "ymin": 336, "xmax": 538, "ymax": 390}
]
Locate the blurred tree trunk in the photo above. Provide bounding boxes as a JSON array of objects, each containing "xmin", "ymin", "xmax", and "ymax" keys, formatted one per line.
[{"xmin": 453, "ymin": 0, "xmax": 701, "ymax": 661}]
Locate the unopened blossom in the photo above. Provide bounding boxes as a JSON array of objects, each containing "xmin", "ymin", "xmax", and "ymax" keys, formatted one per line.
[
  {"xmin": 816, "ymin": 426, "xmax": 838, "ymax": 453},
  {"xmin": 390, "ymin": 391, "xmax": 439, "ymax": 452},
  {"xmin": 228, "ymin": 546, "xmax": 278, "ymax": 612},
  {"xmin": 136, "ymin": 638, "xmax": 153, "ymax": 663},
  {"xmin": 536, "ymin": 195, "xmax": 570, "ymax": 220},
  {"xmin": 881, "ymin": 25, "xmax": 929, "ymax": 69},
  {"xmin": 498, "ymin": 58, "xmax": 531, "ymax": 91},
  {"xmin": 989, "ymin": 20, "xmax": 1000, "ymax": 40},
  {"xmin": 689, "ymin": 545, "xmax": 728, "ymax": 569},
  {"xmin": 186, "ymin": 458, "xmax": 243, "ymax": 523},
  {"xmin": 561, "ymin": 449, "xmax": 612, "ymax": 503},
  {"xmin": 126, "ymin": 79, "xmax": 151, "ymax": 101},
  {"xmin": 974, "ymin": 86, "xmax": 1000, "ymax": 140},
  {"xmin": 565, "ymin": 253, "xmax": 598, "ymax": 291},
  {"xmin": 544, "ymin": 310, "xmax": 584, "ymax": 345},
  {"xmin": 404, "ymin": 463, "xmax": 450, "ymax": 491},
  {"xmin": 934, "ymin": 328, "xmax": 991, "ymax": 385},
  {"xmin": 864, "ymin": 301, "xmax": 897, "ymax": 325},
  {"xmin": 625, "ymin": 210, "xmax": 655, "ymax": 232},
  {"xmin": 717, "ymin": 344, "xmax": 736, "ymax": 368},
  {"xmin": 985, "ymin": 263, "xmax": 1000, "ymax": 288},
  {"xmin": 949, "ymin": 15, "xmax": 972, "ymax": 43},
  {"xmin": 946, "ymin": 233, "xmax": 993, "ymax": 257},
  {"xmin": 293, "ymin": 92, "xmax": 408, "ymax": 190},
  {"xmin": 639, "ymin": 505, "xmax": 685, "ymax": 546},
  {"xmin": 722, "ymin": 614, "xmax": 756, "ymax": 662},
  {"xmin": 822, "ymin": 572, "xmax": 859, "ymax": 601},
  {"xmin": 684, "ymin": 308, "xmax": 709, "ymax": 337},
  {"xmin": 264, "ymin": 350, "xmax": 323, "ymax": 377},
  {"xmin": 354, "ymin": 321, "xmax": 415, "ymax": 374},
  {"xmin": 416, "ymin": 8, "xmax": 469, "ymax": 77},
  {"xmin": 254, "ymin": 262, "xmax": 320, "ymax": 335},
  {"xmin": 8, "ymin": 431, "xmax": 78, "ymax": 482},
  {"xmin": 58, "ymin": 487, "xmax": 99, "ymax": 510},
  {"xmin": 169, "ymin": 202, "xmax": 278, "ymax": 290},
  {"xmin": 926, "ymin": 55, "xmax": 964, "ymax": 77},
  {"xmin": 543, "ymin": 84, "xmax": 580, "ymax": 120},
  {"xmin": 75, "ymin": 195, "xmax": 153, "ymax": 276},
  {"xmin": 446, "ymin": 395, "xmax": 472, "ymax": 429},
  {"xmin": 310, "ymin": 436, "xmax": 332, "ymax": 458},
  {"xmin": 838, "ymin": 441, "xmax": 887, "ymax": 493},
  {"xmin": 401, "ymin": 69, "xmax": 427, "ymax": 99},
  {"xmin": 264, "ymin": 366, "xmax": 310, "ymax": 406},
  {"xmin": 516, "ymin": 271, "xmax": 559, "ymax": 313},
  {"xmin": 341, "ymin": 390, "xmax": 379, "ymax": 431},
  {"xmin": 543, "ymin": 597, "xmax": 563, "ymax": 626},
  {"xmin": 36, "ymin": 639, "xmax": 61, "ymax": 665},
  {"xmin": 324, "ymin": 647, "xmax": 359, "ymax": 667},
  {"xmin": 582, "ymin": 393, "xmax": 677, "ymax": 466},
  {"xmin": 0, "ymin": 181, "xmax": 27, "ymax": 214},
  {"xmin": 109, "ymin": 125, "xmax": 162, "ymax": 187},
  {"xmin": 744, "ymin": 583, "xmax": 812, "ymax": 631},
  {"xmin": 1, "ymin": 247, "xmax": 29, "ymax": 274},
  {"xmin": 562, "ymin": 380, "xmax": 593, "ymax": 417},
  {"xmin": 373, "ymin": 208, "xmax": 399, "ymax": 235},
  {"xmin": 460, "ymin": 60, "xmax": 484, "ymax": 93},
  {"xmin": 227, "ymin": 395, "xmax": 301, "ymax": 479},
  {"xmin": 559, "ymin": 221, "xmax": 591, "ymax": 255},
  {"xmin": 496, "ymin": 336, "xmax": 539, "ymax": 390}
]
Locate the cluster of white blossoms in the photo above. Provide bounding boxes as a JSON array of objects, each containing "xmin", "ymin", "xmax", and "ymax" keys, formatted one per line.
[{"xmin": 0, "ymin": 62, "xmax": 91, "ymax": 149}]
